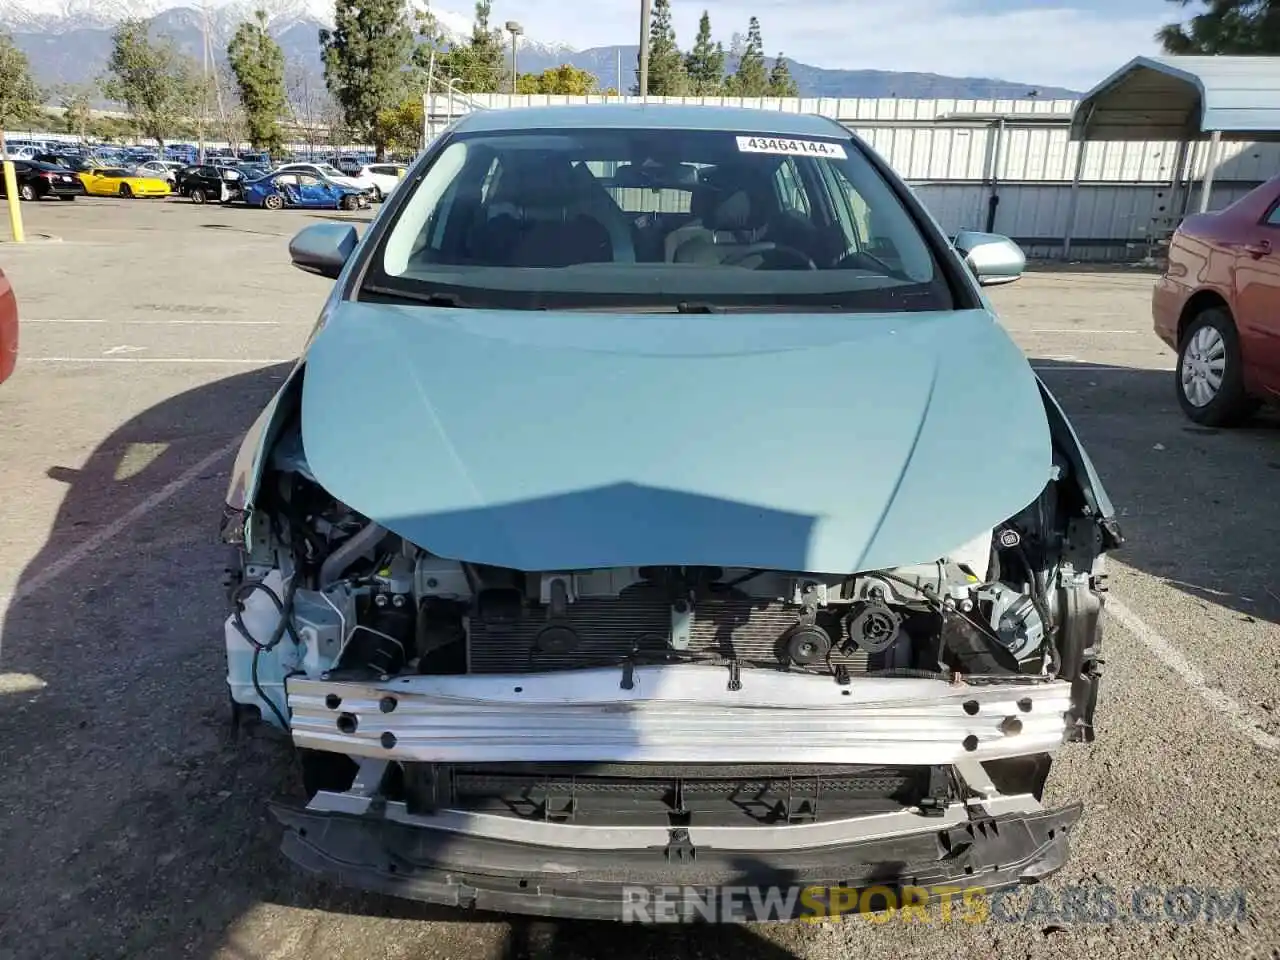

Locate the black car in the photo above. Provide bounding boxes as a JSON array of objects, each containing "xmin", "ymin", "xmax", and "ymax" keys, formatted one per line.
[
  {"xmin": 176, "ymin": 164, "xmax": 251, "ymax": 204},
  {"xmin": 0, "ymin": 160, "xmax": 85, "ymax": 200}
]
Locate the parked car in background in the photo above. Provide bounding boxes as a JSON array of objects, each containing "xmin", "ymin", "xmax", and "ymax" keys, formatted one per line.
[
  {"xmin": 243, "ymin": 171, "xmax": 369, "ymax": 210},
  {"xmin": 0, "ymin": 159, "xmax": 85, "ymax": 200},
  {"xmin": 274, "ymin": 162, "xmax": 374, "ymax": 200},
  {"xmin": 0, "ymin": 265, "xmax": 15, "ymax": 384},
  {"xmin": 224, "ymin": 104, "xmax": 1121, "ymax": 920},
  {"xmin": 1153, "ymin": 173, "xmax": 1280, "ymax": 426},
  {"xmin": 177, "ymin": 164, "xmax": 249, "ymax": 203},
  {"xmin": 77, "ymin": 166, "xmax": 171, "ymax": 198},
  {"xmin": 355, "ymin": 163, "xmax": 406, "ymax": 201},
  {"xmin": 134, "ymin": 159, "xmax": 185, "ymax": 188}
]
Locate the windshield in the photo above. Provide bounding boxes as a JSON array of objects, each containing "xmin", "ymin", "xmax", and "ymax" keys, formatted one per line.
[
  {"xmin": 364, "ymin": 127, "xmax": 956, "ymax": 311},
  {"xmin": 315, "ymin": 164, "xmax": 344, "ymax": 178}
]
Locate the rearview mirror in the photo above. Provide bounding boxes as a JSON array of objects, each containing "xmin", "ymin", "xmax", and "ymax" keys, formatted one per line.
[
  {"xmin": 289, "ymin": 223, "xmax": 358, "ymax": 280},
  {"xmin": 953, "ymin": 230, "xmax": 1025, "ymax": 286}
]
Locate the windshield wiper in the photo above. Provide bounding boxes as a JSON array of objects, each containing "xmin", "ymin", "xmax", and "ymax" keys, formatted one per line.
[
  {"xmin": 675, "ymin": 301, "xmax": 722, "ymax": 313},
  {"xmin": 363, "ymin": 284, "xmax": 468, "ymax": 308}
]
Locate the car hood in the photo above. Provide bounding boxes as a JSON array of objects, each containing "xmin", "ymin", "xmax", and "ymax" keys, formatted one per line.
[{"xmin": 297, "ymin": 302, "xmax": 1054, "ymax": 573}]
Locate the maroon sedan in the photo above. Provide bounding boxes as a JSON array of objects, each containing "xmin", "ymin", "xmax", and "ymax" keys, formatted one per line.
[
  {"xmin": 1153, "ymin": 174, "xmax": 1280, "ymax": 426},
  {"xmin": 0, "ymin": 265, "xmax": 15, "ymax": 384}
]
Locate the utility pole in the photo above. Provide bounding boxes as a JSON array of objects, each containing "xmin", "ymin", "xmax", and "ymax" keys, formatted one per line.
[
  {"xmin": 208, "ymin": 16, "xmax": 229, "ymax": 149},
  {"xmin": 198, "ymin": 0, "xmax": 209, "ymax": 162},
  {"xmin": 505, "ymin": 21, "xmax": 523, "ymax": 95},
  {"xmin": 638, "ymin": 0, "xmax": 651, "ymax": 99}
]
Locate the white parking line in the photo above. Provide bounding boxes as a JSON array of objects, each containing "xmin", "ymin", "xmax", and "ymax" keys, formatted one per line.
[
  {"xmin": 22, "ymin": 318, "xmax": 285, "ymax": 326},
  {"xmin": 23, "ymin": 357, "xmax": 291, "ymax": 364},
  {"xmin": 0, "ymin": 439, "xmax": 239, "ymax": 627},
  {"xmin": 1106, "ymin": 598, "xmax": 1280, "ymax": 754},
  {"xmin": 1018, "ymin": 329, "xmax": 1140, "ymax": 335}
]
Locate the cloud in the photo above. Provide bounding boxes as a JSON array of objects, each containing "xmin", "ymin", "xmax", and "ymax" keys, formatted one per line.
[{"xmin": 480, "ymin": 0, "xmax": 1168, "ymax": 91}]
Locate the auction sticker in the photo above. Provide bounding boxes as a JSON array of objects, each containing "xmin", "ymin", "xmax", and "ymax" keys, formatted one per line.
[{"xmin": 736, "ymin": 136, "xmax": 847, "ymax": 159}]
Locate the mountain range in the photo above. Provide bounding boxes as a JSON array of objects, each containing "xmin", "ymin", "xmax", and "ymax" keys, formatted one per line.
[{"xmin": 1, "ymin": 0, "xmax": 1083, "ymax": 103}]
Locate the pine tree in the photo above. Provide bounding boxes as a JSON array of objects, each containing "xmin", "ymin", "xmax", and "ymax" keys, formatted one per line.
[
  {"xmin": 227, "ymin": 10, "xmax": 287, "ymax": 152},
  {"xmin": 726, "ymin": 16, "xmax": 767, "ymax": 96},
  {"xmin": 1159, "ymin": 0, "xmax": 1280, "ymax": 53},
  {"xmin": 635, "ymin": 0, "xmax": 688, "ymax": 96},
  {"xmin": 442, "ymin": 1, "xmax": 506, "ymax": 93},
  {"xmin": 684, "ymin": 11, "xmax": 725, "ymax": 94},
  {"xmin": 767, "ymin": 53, "xmax": 798, "ymax": 97},
  {"xmin": 319, "ymin": 0, "xmax": 413, "ymax": 158}
]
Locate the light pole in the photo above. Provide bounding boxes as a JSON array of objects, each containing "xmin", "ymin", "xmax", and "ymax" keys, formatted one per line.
[
  {"xmin": 638, "ymin": 0, "xmax": 651, "ymax": 99},
  {"xmin": 505, "ymin": 21, "xmax": 523, "ymax": 95}
]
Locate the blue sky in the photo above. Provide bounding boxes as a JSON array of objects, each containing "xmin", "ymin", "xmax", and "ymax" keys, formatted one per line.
[{"xmin": 470, "ymin": 0, "xmax": 1179, "ymax": 92}]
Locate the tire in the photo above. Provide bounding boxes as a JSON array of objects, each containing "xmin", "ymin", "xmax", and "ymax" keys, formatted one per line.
[
  {"xmin": 190, "ymin": 188, "xmax": 206, "ymax": 204},
  {"xmin": 18, "ymin": 183, "xmax": 35, "ymax": 201},
  {"xmin": 340, "ymin": 194, "xmax": 359, "ymax": 211},
  {"xmin": 1175, "ymin": 306, "xmax": 1259, "ymax": 427},
  {"xmin": 263, "ymin": 193, "xmax": 283, "ymax": 210},
  {"xmin": 119, "ymin": 183, "xmax": 132, "ymax": 198},
  {"xmin": 372, "ymin": 186, "xmax": 384, "ymax": 203}
]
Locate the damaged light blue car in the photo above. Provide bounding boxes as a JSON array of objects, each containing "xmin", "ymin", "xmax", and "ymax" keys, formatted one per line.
[{"xmin": 219, "ymin": 104, "xmax": 1124, "ymax": 921}]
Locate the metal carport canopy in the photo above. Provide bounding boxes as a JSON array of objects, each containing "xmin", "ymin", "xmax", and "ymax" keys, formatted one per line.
[
  {"xmin": 1070, "ymin": 55, "xmax": 1280, "ymax": 142},
  {"xmin": 1060, "ymin": 56, "xmax": 1280, "ymax": 253}
]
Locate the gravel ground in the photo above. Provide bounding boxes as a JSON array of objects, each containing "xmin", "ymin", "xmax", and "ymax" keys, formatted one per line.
[{"xmin": 0, "ymin": 197, "xmax": 1276, "ymax": 960}]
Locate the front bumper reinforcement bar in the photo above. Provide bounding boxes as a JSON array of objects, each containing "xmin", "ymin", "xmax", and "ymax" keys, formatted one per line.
[{"xmin": 287, "ymin": 667, "xmax": 1073, "ymax": 765}]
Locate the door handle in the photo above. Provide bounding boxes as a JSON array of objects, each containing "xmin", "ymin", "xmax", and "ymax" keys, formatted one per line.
[{"xmin": 1244, "ymin": 239, "xmax": 1272, "ymax": 258}]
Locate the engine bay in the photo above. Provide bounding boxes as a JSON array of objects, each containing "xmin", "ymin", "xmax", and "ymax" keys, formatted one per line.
[{"xmin": 223, "ymin": 421, "xmax": 1105, "ymax": 728}]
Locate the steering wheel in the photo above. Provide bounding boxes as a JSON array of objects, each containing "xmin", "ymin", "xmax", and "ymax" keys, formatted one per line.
[
  {"xmin": 829, "ymin": 244, "xmax": 868, "ymax": 270},
  {"xmin": 721, "ymin": 242, "xmax": 817, "ymax": 270}
]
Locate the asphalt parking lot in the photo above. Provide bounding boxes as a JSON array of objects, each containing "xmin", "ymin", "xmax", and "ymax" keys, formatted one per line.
[{"xmin": 0, "ymin": 196, "xmax": 1277, "ymax": 960}]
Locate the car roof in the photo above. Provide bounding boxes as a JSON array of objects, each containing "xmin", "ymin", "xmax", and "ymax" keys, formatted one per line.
[{"xmin": 450, "ymin": 103, "xmax": 849, "ymax": 138}]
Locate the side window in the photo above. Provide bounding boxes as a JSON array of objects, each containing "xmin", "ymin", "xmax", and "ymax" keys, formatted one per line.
[
  {"xmin": 298, "ymin": 175, "xmax": 323, "ymax": 187},
  {"xmin": 275, "ymin": 174, "xmax": 298, "ymax": 187},
  {"xmin": 1265, "ymin": 200, "xmax": 1280, "ymax": 226},
  {"xmin": 774, "ymin": 158, "xmax": 811, "ymax": 218}
]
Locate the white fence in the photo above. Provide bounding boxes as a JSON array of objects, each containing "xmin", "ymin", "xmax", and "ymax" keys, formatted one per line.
[{"xmin": 426, "ymin": 93, "xmax": 1280, "ymax": 260}]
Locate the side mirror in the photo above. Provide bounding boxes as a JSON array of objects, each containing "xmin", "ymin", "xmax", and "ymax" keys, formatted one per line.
[
  {"xmin": 953, "ymin": 230, "xmax": 1025, "ymax": 286},
  {"xmin": 289, "ymin": 223, "xmax": 358, "ymax": 280}
]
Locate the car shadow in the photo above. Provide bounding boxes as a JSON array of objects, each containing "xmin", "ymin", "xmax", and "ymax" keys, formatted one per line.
[
  {"xmin": 1032, "ymin": 357, "xmax": 1280, "ymax": 624},
  {"xmin": 0, "ymin": 365, "xmax": 806, "ymax": 960}
]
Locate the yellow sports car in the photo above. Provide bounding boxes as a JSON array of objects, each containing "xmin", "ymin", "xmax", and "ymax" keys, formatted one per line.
[{"xmin": 77, "ymin": 167, "xmax": 172, "ymax": 199}]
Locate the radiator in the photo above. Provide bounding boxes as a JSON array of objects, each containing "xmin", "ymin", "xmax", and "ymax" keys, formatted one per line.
[{"xmin": 466, "ymin": 582, "xmax": 869, "ymax": 674}]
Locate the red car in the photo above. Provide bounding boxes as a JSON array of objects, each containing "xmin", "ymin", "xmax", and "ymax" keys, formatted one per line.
[
  {"xmin": 0, "ymin": 265, "xmax": 15, "ymax": 384},
  {"xmin": 1153, "ymin": 174, "xmax": 1280, "ymax": 426}
]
